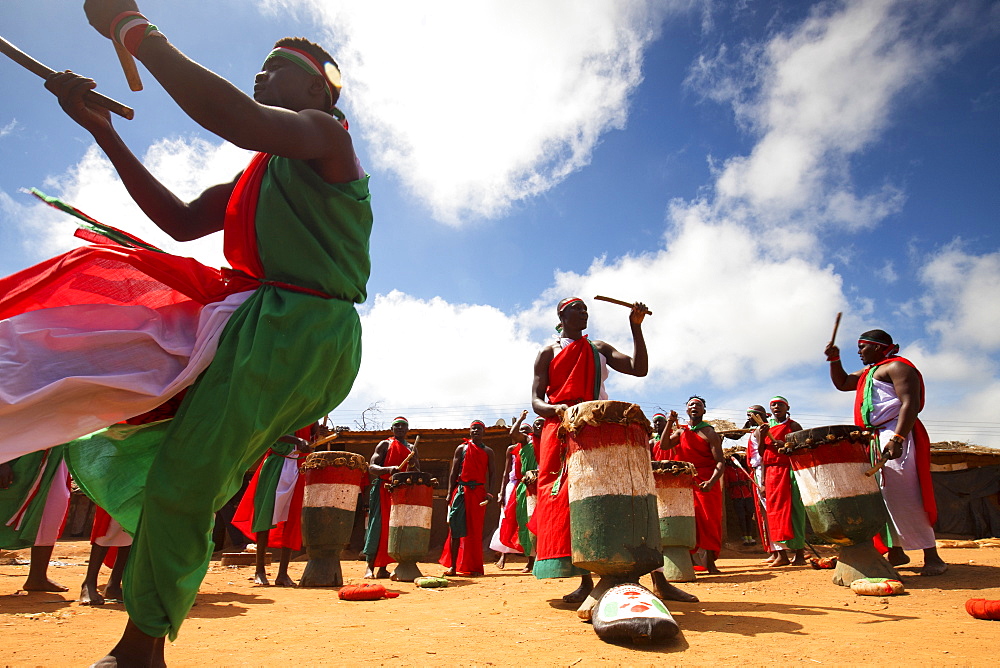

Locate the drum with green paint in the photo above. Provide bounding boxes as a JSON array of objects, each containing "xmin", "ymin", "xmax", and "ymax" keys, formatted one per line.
[
  {"xmin": 564, "ymin": 400, "xmax": 662, "ymax": 577},
  {"xmin": 650, "ymin": 459, "xmax": 698, "ymax": 582},
  {"xmin": 298, "ymin": 450, "xmax": 367, "ymax": 587},
  {"xmin": 387, "ymin": 470, "xmax": 435, "ymax": 582},
  {"xmin": 783, "ymin": 425, "xmax": 898, "ymax": 586}
]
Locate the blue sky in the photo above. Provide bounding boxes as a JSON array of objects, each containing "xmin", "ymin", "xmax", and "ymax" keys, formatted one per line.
[{"xmin": 2, "ymin": 0, "xmax": 999, "ymax": 445}]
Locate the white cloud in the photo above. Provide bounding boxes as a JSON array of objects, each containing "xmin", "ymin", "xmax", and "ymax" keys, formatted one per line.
[
  {"xmin": 687, "ymin": 0, "xmax": 981, "ymax": 233},
  {"xmin": 262, "ymin": 0, "xmax": 678, "ymax": 224},
  {"xmin": 920, "ymin": 244, "xmax": 1000, "ymax": 350},
  {"xmin": 0, "ymin": 119, "xmax": 18, "ymax": 139}
]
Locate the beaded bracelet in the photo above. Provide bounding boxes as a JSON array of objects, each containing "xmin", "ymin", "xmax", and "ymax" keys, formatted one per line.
[{"xmin": 110, "ymin": 11, "xmax": 163, "ymax": 58}]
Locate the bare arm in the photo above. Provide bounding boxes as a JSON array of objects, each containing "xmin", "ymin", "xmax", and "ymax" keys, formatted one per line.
[
  {"xmin": 594, "ymin": 303, "xmax": 649, "ymax": 377},
  {"xmin": 368, "ymin": 439, "xmax": 395, "ymax": 477},
  {"xmin": 881, "ymin": 361, "xmax": 922, "ymax": 458},
  {"xmin": 498, "ymin": 445, "xmax": 514, "ymax": 504},
  {"xmin": 825, "ymin": 343, "xmax": 863, "ymax": 392},
  {"xmin": 509, "ymin": 409, "xmax": 528, "ymax": 444},
  {"xmin": 531, "ymin": 346, "xmax": 565, "ymax": 418},
  {"xmin": 446, "ymin": 444, "xmax": 464, "ymax": 501},
  {"xmin": 485, "ymin": 446, "xmax": 496, "ymax": 500},
  {"xmin": 0, "ymin": 462, "xmax": 13, "ymax": 489},
  {"xmin": 700, "ymin": 428, "xmax": 726, "ymax": 492},
  {"xmin": 43, "ymin": 71, "xmax": 234, "ymax": 241}
]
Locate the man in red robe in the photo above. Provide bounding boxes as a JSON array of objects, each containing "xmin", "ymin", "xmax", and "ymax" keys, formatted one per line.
[
  {"xmin": 441, "ymin": 420, "xmax": 495, "ymax": 576},
  {"xmin": 364, "ymin": 417, "xmax": 419, "ymax": 578},
  {"xmin": 658, "ymin": 396, "xmax": 725, "ymax": 573},
  {"xmin": 529, "ymin": 296, "xmax": 648, "ymax": 603},
  {"xmin": 754, "ymin": 396, "xmax": 806, "ymax": 567},
  {"xmin": 825, "ymin": 329, "xmax": 946, "ymax": 576}
]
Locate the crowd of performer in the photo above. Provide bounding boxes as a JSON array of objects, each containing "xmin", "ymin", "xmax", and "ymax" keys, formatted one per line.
[{"xmin": 0, "ymin": 1, "xmax": 946, "ymax": 658}]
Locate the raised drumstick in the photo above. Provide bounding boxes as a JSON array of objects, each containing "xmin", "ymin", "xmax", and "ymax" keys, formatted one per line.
[
  {"xmin": 113, "ymin": 41, "xmax": 143, "ymax": 91},
  {"xmin": 594, "ymin": 295, "xmax": 653, "ymax": 316},
  {"xmin": 830, "ymin": 312, "xmax": 842, "ymax": 346},
  {"xmin": 0, "ymin": 35, "xmax": 134, "ymax": 119}
]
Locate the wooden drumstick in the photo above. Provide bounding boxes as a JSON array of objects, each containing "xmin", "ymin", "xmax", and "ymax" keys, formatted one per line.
[
  {"xmin": 310, "ymin": 430, "xmax": 340, "ymax": 450},
  {"xmin": 865, "ymin": 455, "xmax": 889, "ymax": 477},
  {"xmin": 749, "ymin": 412, "xmax": 767, "ymax": 427},
  {"xmin": 397, "ymin": 435, "xmax": 420, "ymax": 471},
  {"xmin": 113, "ymin": 41, "xmax": 143, "ymax": 91},
  {"xmin": 0, "ymin": 35, "xmax": 134, "ymax": 119},
  {"xmin": 594, "ymin": 295, "xmax": 653, "ymax": 316},
  {"xmin": 830, "ymin": 311, "xmax": 842, "ymax": 346}
]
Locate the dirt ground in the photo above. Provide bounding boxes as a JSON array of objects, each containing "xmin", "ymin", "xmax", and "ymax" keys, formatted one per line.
[{"xmin": 2, "ymin": 541, "xmax": 998, "ymax": 667}]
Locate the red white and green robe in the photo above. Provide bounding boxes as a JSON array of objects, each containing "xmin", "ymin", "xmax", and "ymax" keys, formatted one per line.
[
  {"xmin": 232, "ymin": 436, "xmax": 309, "ymax": 551},
  {"xmin": 0, "ymin": 152, "xmax": 371, "ymax": 640},
  {"xmin": 761, "ymin": 419, "xmax": 806, "ymax": 550},
  {"xmin": 854, "ymin": 357, "xmax": 937, "ymax": 550}
]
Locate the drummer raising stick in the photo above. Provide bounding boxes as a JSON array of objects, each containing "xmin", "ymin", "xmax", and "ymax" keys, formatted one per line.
[{"xmin": 530, "ymin": 297, "xmax": 695, "ymax": 609}]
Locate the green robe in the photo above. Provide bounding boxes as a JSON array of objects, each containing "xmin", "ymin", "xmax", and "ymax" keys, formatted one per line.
[{"xmin": 67, "ymin": 156, "xmax": 372, "ymax": 639}]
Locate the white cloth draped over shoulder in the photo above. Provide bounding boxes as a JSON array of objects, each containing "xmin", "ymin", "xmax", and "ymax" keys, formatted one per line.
[{"xmin": 869, "ymin": 378, "xmax": 937, "ymax": 551}]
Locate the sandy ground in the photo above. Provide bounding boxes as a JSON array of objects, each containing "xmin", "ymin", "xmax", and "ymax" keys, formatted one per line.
[{"xmin": 2, "ymin": 541, "xmax": 999, "ymax": 667}]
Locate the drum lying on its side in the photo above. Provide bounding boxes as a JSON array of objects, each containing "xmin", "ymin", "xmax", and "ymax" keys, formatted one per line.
[
  {"xmin": 299, "ymin": 450, "xmax": 367, "ymax": 587},
  {"xmin": 387, "ymin": 470, "xmax": 435, "ymax": 582},
  {"xmin": 651, "ymin": 460, "xmax": 697, "ymax": 582},
  {"xmin": 564, "ymin": 400, "xmax": 662, "ymax": 578}
]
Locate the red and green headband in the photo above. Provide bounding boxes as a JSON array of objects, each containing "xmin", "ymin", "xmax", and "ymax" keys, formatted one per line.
[
  {"xmin": 264, "ymin": 46, "xmax": 342, "ymax": 108},
  {"xmin": 391, "ymin": 416, "xmax": 408, "ymax": 427}
]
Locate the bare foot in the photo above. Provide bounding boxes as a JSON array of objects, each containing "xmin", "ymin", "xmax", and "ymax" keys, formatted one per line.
[
  {"xmin": 562, "ymin": 577, "xmax": 594, "ymax": 604},
  {"xmin": 23, "ymin": 576, "xmax": 68, "ymax": 592},
  {"xmin": 363, "ymin": 568, "xmax": 376, "ymax": 579},
  {"xmin": 94, "ymin": 620, "xmax": 166, "ymax": 668},
  {"xmin": 920, "ymin": 561, "xmax": 948, "ymax": 576},
  {"xmin": 442, "ymin": 568, "xmax": 457, "ymax": 577},
  {"xmin": 80, "ymin": 582, "xmax": 105, "ymax": 606},
  {"xmin": 887, "ymin": 547, "xmax": 911, "ymax": 566},
  {"xmin": 651, "ymin": 572, "xmax": 699, "ymax": 603},
  {"xmin": 274, "ymin": 573, "xmax": 296, "ymax": 587},
  {"xmin": 254, "ymin": 572, "xmax": 270, "ymax": 586},
  {"xmin": 376, "ymin": 567, "xmax": 391, "ymax": 579},
  {"xmin": 769, "ymin": 554, "xmax": 790, "ymax": 567},
  {"xmin": 496, "ymin": 554, "xmax": 506, "ymax": 570},
  {"xmin": 104, "ymin": 584, "xmax": 123, "ymax": 601},
  {"xmin": 789, "ymin": 550, "xmax": 807, "ymax": 567}
]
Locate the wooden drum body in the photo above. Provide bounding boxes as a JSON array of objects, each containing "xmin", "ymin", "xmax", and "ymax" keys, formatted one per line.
[
  {"xmin": 784, "ymin": 425, "xmax": 898, "ymax": 586},
  {"xmin": 298, "ymin": 450, "xmax": 367, "ymax": 587},
  {"xmin": 651, "ymin": 460, "xmax": 698, "ymax": 582},
  {"xmin": 387, "ymin": 471, "xmax": 435, "ymax": 582},
  {"xmin": 564, "ymin": 400, "xmax": 662, "ymax": 579}
]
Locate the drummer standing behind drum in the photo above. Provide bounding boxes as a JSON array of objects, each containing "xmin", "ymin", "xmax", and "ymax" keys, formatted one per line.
[
  {"xmin": 754, "ymin": 397, "xmax": 807, "ymax": 567},
  {"xmin": 825, "ymin": 330, "xmax": 946, "ymax": 576},
  {"xmin": 658, "ymin": 397, "xmax": 726, "ymax": 574},
  {"xmin": 529, "ymin": 296, "xmax": 648, "ymax": 603},
  {"xmin": 363, "ymin": 417, "xmax": 420, "ymax": 579}
]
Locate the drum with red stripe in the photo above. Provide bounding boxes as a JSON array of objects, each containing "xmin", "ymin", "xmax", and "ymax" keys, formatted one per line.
[
  {"xmin": 298, "ymin": 450, "xmax": 368, "ymax": 587},
  {"xmin": 387, "ymin": 470, "xmax": 435, "ymax": 582},
  {"xmin": 784, "ymin": 425, "xmax": 898, "ymax": 586},
  {"xmin": 564, "ymin": 400, "xmax": 661, "ymax": 577},
  {"xmin": 651, "ymin": 460, "xmax": 697, "ymax": 582}
]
